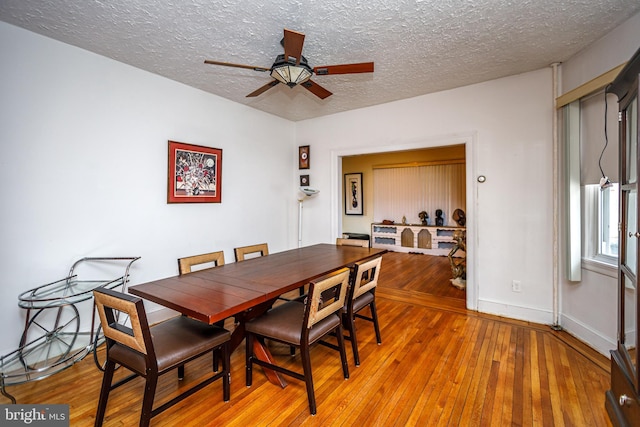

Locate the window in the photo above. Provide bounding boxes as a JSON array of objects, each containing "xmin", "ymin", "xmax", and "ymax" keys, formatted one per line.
[
  {"xmin": 583, "ymin": 183, "xmax": 618, "ymax": 270},
  {"xmin": 599, "ymin": 183, "xmax": 619, "ymax": 259},
  {"xmin": 564, "ymin": 89, "xmax": 620, "ymax": 278}
]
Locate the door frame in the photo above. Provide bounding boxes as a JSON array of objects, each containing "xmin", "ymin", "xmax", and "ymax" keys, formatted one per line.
[{"xmin": 330, "ymin": 132, "xmax": 479, "ymax": 310}]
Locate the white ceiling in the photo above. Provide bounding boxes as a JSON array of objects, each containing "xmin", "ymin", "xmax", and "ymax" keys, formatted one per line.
[{"xmin": 2, "ymin": 1, "xmax": 639, "ymax": 122}]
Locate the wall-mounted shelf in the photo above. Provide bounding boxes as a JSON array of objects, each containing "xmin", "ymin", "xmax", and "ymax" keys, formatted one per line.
[{"xmin": 371, "ymin": 223, "xmax": 465, "ymax": 257}]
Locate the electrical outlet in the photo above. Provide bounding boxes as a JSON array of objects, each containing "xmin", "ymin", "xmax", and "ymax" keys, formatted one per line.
[{"xmin": 512, "ymin": 280, "xmax": 522, "ymax": 293}]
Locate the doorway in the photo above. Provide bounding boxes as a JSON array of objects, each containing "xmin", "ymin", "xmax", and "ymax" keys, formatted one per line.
[{"xmin": 330, "ymin": 132, "xmax": 477, "ymax": 310}]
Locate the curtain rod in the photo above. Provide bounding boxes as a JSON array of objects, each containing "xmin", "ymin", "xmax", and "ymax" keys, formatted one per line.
[{"xmin": 372, "ymin": 159, "xmax": 465, "ymax": 169}]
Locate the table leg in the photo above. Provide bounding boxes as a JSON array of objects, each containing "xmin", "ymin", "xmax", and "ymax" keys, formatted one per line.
[
  {"xmin": 230, "ymin": 300, "xmax": 288, "ymax": 388},
  {"xmin": 252, "ymin": 339, "xmax": 287, "ymax": 388}
]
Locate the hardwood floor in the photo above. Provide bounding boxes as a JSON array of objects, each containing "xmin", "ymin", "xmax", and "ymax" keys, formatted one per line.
[
  {"xmin": 380, "ymin": 251, "xmax": 467, "ymax": 298},
  {"xmin": 2, "ymin": 252, "xmax": 611, "ymax": 426}
]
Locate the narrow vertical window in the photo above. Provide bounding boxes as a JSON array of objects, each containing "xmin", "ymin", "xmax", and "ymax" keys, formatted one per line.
[{"xmin": 599, "ymin": 183, "xmax": 619, "ymax": 259}]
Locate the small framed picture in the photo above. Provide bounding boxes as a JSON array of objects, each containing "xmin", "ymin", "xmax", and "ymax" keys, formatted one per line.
[
  {"xmin": 168, "ymin": 140, "xmax": 222, "ymax": 203},
  {"xmin": 299, "ymin": 145, "xmax": 310, "ymax": 169},
  {"xmin": 300, "ymin": 175, "xmax": 310, "ymax": 186},
  {"xmin": 344, "ymin": 173, "xmax": 363, "ymax": 215}
]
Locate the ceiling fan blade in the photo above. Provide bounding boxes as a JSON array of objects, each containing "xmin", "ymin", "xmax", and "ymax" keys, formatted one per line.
[
  {"xmin": 313, "ymin": 62, "xmax": 374, "ymax": 75},
  {"xmin": 246, "ymin": 80, "xmax": 280, "ymax": 97},
  {"xmin": 283, "ymin": 29, "xmax": 305, "ymax": 65},
  {"xmin": 301, "ymin": 80, "xmax": 332, "ymax": 99},
  {"xmin": 204, "ymin": 59, "xmax": 270, "ymax": 72}
]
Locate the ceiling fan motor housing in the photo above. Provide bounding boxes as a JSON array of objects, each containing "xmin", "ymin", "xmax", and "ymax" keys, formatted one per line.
[{"xmin": 270, "ymin": 54, "xmax": 313, "ymax": 87}]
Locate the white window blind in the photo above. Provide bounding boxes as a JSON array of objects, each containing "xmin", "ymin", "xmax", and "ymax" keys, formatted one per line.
[
  {"xmin": 580, "ymin": 92, "xmax": 619, "ymax": 185},
  {"xmin": 372, "ymin": 164, "xmax": 466, "ymax": 226}
]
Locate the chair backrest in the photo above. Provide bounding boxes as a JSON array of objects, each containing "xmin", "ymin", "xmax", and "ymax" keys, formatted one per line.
[
  {"xmin": 178, "ymin": 251, "xmax": 225, "ymax": 275},
  {"xmin": 234, "ymin": 243, "xmax": 269, "ymax": 262},
  {"xmin": 350, "ymin": 256, "xmax": 383, "ymax": 300},
  {"xmin": 93, "ymin": 287, "xmax": 152, "ymax": 357},
  {"xmin": 336, "ymin": 238, "xmax": 369, "ymax": 248},
  {"xmin": 304, "ymin": 268, "xmax": 350, "ymax": 329}
]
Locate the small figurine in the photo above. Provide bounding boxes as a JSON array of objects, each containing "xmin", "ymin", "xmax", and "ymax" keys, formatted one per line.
[
  {"xmin": 453, "ymin": 209, "xmax": 466, "ymax": 227},
  {"xmin": 435, "ymin": 209, "xmax": 444, "ymax": 226},
  {"xmin": 402, "ymin": 215, "xmax": 407, "ymax": 225},
  {"xmin": 418, "ymin": 211, "xmax": 429, "ymax": 225}
]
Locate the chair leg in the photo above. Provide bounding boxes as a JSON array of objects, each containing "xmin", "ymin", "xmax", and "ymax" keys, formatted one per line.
[
  {"xmin": 347, "ymin": 313, "xmax": 361, "ymax": 367},
  {"xmin": 245, "ymin": 333, "xmax": 254, "ymax": 387},
  {"xmin": 221, "ymin": 342, "xmax": 230, "ymax": 402},
  {"xmin": 213, "ymin": 319, "xmax": 225, "ymax": 372},
  {"xmin": 94, "ymin": 360, "xmax": 116, "ymax": 427},
  {"xmin": 213, "ymin": 352, "xmax": 219, "ymax": 372},
  {"xmin": 370, "ymin": 301, "xmax": 382, "ymax": 344},
  {"xmin": 178, "ymin": 364, "xmax": 185, "ymax": 380},
  {"xmin": 139, "ymin": 374, "xmax": 158, "ymax": 427},
  {"xmin": 335, "ymin": 324, "xmax": 350, "ymax": 380},
  {"xmin": 300, "ymin": 341, "xmax": 317, "ymax": 415}
]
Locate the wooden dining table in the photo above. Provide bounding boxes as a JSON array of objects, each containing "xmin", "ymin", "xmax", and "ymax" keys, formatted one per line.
[{"xmin": 128, "ymin": 243, "xmax": 386, "ymax": 387}]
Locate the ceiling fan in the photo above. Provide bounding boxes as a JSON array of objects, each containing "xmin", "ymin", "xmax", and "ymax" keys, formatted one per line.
[{"xmin": 204, "ymin": 29, "xmax": 374, "ymax": 99}]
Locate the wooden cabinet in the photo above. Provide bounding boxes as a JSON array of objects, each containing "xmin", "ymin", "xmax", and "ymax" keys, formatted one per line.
[
  {"xmin": 606, "ymin": 46, "xmax": 640, "ymax": 427},
  {"xmin": 371, "ymin": 223, "xmax": 465, "ymax": 257}
]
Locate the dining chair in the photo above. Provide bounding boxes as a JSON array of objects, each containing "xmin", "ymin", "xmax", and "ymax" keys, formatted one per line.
[
  {"xmin": 343, "ymin": 255, "xmax": 383, "ymax": 366},
  {"xmin": 178, "ymin": 250, "xmax": 225, "ymax": 274},
  {"xmin": 177, "ymin": 250, "xmax": 227, "ymax": 376},
  {"xmin": 245, "ymin": 268, "xmax": 351, "ymax": 415},
  {"xmin": 234, "ymin": 243, "xmax": 269, "ymax": 261},
  {"xmin": 336, "ymin": 237, "xmax": 369, "ymax": 248},
  {"xmin": 93, "ymin": 287, "xmax": 230, "ymax": 427}
]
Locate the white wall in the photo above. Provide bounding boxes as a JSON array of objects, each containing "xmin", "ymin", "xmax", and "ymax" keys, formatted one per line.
[
  {"xmin": 558, "ymin": 12, "xmax": 640, "ymax": 356},
  {"xmin": 0, "ymin": 22, "xmax": 296, "ymax": 355},
  {"xmin": 296, "ymin": 67, "xmax": 555, "ymax": 324},
  {"xmin": 561, "ymin": 13, "xmax": 640, "ymax": 93}
]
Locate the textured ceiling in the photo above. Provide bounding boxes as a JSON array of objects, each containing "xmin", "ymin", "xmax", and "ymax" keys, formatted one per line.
[{"xmin": 1, "ymin": 0, "xmax": 639, "ymax": 121}]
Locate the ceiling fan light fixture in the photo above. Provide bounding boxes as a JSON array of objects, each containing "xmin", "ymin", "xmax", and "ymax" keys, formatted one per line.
[
  {"xmin": 270, "ymin": 55, "xmax": 312, "ymax": 88},
  {"xmin": 206, "ymin": 29, "xmax": 373, "ymax": 99}
]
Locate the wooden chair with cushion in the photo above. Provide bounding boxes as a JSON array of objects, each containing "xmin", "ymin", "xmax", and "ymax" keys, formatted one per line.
[
  {"xmin": 245, "ymin": 268, "xmax": 351, "ymax": 415},
  {"xmin": 178, "ymin": 250, "xmax": 225, "ymax": 274},
  {"xmin": 177, "ymin": 250, "xmax": 227, "ymax": 376},
  {"xmin": 93, "ymin": 287, "xmax": 230, "ymax": 427},
  {"xmin": 336, "ymin": 237, "xmax": 369, "ymax": 248},
  {"xmin": 343, "ymin": 255, "xmax": 383, "ymax": 366},
  {"xmin": 234, "ymin": 243, "xmax": 269, "ymax": 262}
]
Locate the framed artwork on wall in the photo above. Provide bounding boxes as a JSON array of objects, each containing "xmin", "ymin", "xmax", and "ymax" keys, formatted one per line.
[
  {"xmin": 344, "ymin": 172, "xmax": 363, "ymax": 215},
  {"xmin": 299, "ymin": 145, "xmax": 310, "ymax": 169},
  {"xmin": 300, "ymin": 175, "xmax": 310, "ymax": 186},
  {"xmin": 168, "ymin": 140, "xmax": 222, "ymax": 203}
]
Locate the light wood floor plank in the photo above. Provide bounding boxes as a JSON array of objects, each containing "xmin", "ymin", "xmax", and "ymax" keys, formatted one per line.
[
  {"xmin": 410, "ymin": 314, "xmax": 469, "ymax": 425},
  {"xmin": 431, "ymin": 316, "xmax": 481, "ymax": 426},
  {"xmin": 543, "ymin": 333, "xmax": 566, "ymax": 426}
]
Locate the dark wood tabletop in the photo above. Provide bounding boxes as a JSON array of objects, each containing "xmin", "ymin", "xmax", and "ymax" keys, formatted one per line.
[{"xmin": 129, "ymin": 243, "xmax": 386, "ymax": 325}]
